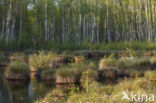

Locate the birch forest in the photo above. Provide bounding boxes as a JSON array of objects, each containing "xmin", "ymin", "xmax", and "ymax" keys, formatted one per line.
[{"xmin": 0, "ymin": 0, "xmax": 156, "ymax": 50}]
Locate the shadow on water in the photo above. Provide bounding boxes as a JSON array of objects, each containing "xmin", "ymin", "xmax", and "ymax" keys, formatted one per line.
[{"xmin": 0, "ymin": 69, "xmax": 54, "ymax": 103}]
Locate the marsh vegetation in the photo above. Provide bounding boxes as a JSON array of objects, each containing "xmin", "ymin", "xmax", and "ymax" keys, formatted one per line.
[
  {"xmin": 0, "ymin": 49, "xmax": 156, "ymax": 103},
  {"xmin": 0, "ymin": 0, "xmax": 156, "ymax": 102}
]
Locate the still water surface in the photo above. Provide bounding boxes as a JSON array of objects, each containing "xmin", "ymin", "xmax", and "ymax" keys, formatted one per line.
[
  {"xmin": 0, "ymin": 60, "xmax": 99, "ymax": 103},
  {"xmin": 0, "ymin": 69, "xmax": 54, "ymax": 103}
]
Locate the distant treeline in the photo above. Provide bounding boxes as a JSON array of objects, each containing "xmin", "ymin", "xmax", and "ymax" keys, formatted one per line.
[{"xmin": 0, "ymin": 0, "xmax": 156, "ymax": 50}]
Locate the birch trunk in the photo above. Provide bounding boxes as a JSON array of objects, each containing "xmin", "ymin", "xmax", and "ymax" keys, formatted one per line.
[
  {"xmin": 62, "ymin": 15, "xmax": 65, "ymax": 43},
  {"xmin": 67, "ymin": 9, "xmax": 70, "ymax": 42},
  {"xmin": 83, "ymin": 15, "xmax": 86, "ymax": 43},
  {"xmin": 51, "ymin": 17, "xmax": 55, "ymax": 41},
  {"xmin": 1, "ymin": 17, "xmax": 5, "ymax": 39},
  {"xmin": 78, "ymin": 14, "xmax": 81, "ymax": 45},
  {"xmin": 97, "ymin": 4, "xmax": 100, "ymax": 44},
  {"xmin": 106, "ymin": 0, "xmax": 111, "ymax": 42},
  {"xmin": 45, "ymin": 0, "xmax": 48, "ymax": 41},
  {"xmin": 19, "ymin": 3, "xmax": 23, "ymax": 43},
  {"xmin": 5, "ymin": 0, "xmax": 12, "ymax": 43}
]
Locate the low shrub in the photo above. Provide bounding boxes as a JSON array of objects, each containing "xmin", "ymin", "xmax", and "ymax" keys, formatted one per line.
[
  {"xmin": 67, "ymin": 82, "xmax": 102, "ymax": 103},
  {"xmin": 80, "ymin": 69, "xmax": 98, "ymax": 90},
  {"xmin": 29, "ymin": 51, "xmax": 55, "ymax": 71},
  {"xmin": 119, "ymin": 48, "xmax": 137, "ymax": 58}
]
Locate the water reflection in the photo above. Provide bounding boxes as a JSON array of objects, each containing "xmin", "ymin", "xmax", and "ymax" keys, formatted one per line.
[{"xmin": 0, "ymin": 70, "xmax": 53, "ymax": 103}]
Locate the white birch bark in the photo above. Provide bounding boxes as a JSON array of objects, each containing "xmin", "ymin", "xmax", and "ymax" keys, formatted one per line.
[
  {"xmin": 106, "ymin": 0, "xmax": 111, "ymax": 42},
  {"xmin": 97, "ymin": 4, "xmax": 100, "ymax": 44},
  {"xmin": 67, "ymin": 9, "xmax": 70, "ymax": 41},
  {"xmin": 5, "ymin": 0, "xmax": 12, "ymax": 43},
  {"xmin": 19, "ymin": 3, "xmax": 23, "ymax": 43},
  {"xmin": 62, "ymin": 15, "xmax": 65, "ymax": 43},
  {"xmin": 45, "ymin": 0, "xmax": 48, "ymax": 41},
  {"xmin": 83, "ymin": 15, "xmax": 86, "ymax": 43}
]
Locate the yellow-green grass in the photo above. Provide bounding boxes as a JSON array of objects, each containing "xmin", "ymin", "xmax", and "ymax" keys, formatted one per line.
[
  {"xmin": 10, "ymin": 52, "xmax": 27, "ymax": 62},
  {"xmin": 5, "ymin": 61, "xmax": 30, "ymax": 80},
  {"xmin": 145, "ymin": 71, "xmax": 156, "ymax": 81},
  {"xmin": 41, "ymin": 69, "xmax": 56, "ymax": 80},
  {"xmin": 100, "ymin": 57, "xmax": 151, "ymax": 70},
  {"xmin": 29, "ymin": 51, "xmax": 56, "ymax": 71}
]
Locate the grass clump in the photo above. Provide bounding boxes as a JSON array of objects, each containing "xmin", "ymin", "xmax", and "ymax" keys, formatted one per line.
[
  {"xmin": 99, "ymin": 69, "xmax": 117, "ymax": 81},
  {"xmin": 56, "ymin": 68, "xmax": 79, "ymax": 78},
  {"xmin": 41, "ymin": 69, "xmax": 56, "ymax": 80},
  {"xmin": 5, "ymin": 61, "xmax": 30, "ymax": 80},
  {"xmin": 117, "ymin": 57, "xmax": 151, "ymax": 69},
  {"xmin": 55, "ymin": 67, "xmax": 81, "ymax": 84},
  {"xmin": 151, "ymin": 55, "xmax": 156, "ymax": 64},
  {"xmin": 29, "ymin": 51, "xmax": 55, "ymax": 71},
  {"xmin": 6, "ymin": 61, "xmax": 29, "ymax": 74},
  {"xmin": 99, "ymin": 58, "xmax": 117, "ymax": 70},
  {"xmin": 145, "ymin": 71, "xmax": 156, "ymax": 81},
  {"xmin": 119, "ymin": 48, "xmax": 137, "ymax": 58},
  {"xmin": 10, "ymin": 53, "xmax": 26, "ymax": 62},
  {"xmin": 132, "ymin": 58, "xmax": 151, "ymax": 68}
]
